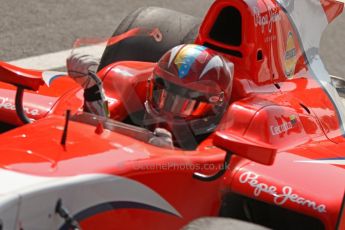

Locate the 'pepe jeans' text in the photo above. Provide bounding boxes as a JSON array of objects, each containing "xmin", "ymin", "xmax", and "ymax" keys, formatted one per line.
[
  {"xmin": 0, "ymin": 97, "xmax": 40, "ymax": 116},
  {"xmin": 239, "ymin": 171, "xmax": 326, "ymax": 213}
]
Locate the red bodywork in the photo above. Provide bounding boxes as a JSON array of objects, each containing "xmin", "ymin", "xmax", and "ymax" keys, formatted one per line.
[{"xmin": 0, "ymin": 0, "xmax": 345, "ymax": 229}]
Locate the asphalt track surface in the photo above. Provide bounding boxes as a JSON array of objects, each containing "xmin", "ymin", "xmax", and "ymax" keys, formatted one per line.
[{"xmin": 0, "ymin": 0, "xmax": 345, "ymax": 77}]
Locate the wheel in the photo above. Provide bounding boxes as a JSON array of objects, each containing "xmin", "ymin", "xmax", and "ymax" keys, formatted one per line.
[
  {"xmin": 182, "ymin": 217, "xmax": 270, "ymax": 230},
  {"xmin": 98, "ymin": 7, "xmax": 201, "ymax": 70}
]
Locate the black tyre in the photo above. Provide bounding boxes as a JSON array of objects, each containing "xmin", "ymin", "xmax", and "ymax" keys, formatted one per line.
[
  {"xmin": 98, "ymin": 7, "xmax": 201, "ymax": 70},
  {"xmin": 182, "ymin": 217, "xmax": 270, "ymax": 230}
]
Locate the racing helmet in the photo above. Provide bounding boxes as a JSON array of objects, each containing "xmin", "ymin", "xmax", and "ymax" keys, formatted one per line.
[{"xmin": 146, "ymin": 44, "xmax": 233, "ymax": 123}]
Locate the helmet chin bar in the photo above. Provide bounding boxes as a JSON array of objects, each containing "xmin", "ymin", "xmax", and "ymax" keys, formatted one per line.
[{"xmin": 144, "ymin": 100, "xmax": 224, "ymax": 150}]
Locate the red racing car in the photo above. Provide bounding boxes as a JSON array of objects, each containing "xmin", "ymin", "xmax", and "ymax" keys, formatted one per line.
[{"xmin": 0, "ymin": 0, "xmax": 345, "ymax": 229}]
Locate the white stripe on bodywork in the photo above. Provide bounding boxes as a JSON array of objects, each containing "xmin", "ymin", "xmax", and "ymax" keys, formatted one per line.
[
  {"xmin": 297, "ymin": 159, "xmax": 345, "ymax": 165},
  {"xmin": 42, "ymin": 71, "xmax": 67, "ymax": 86},
  {"xmin": 277, "ymin": 0, "xmax": 345, "ymax": 131},
  {"xmin": 0, "ymin": 169, "xmax": 181, "ymax": 230}
]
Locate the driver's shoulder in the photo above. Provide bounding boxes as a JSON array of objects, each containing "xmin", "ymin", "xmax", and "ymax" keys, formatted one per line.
[
  {"xmin": 98, "ymin": 61, "xmax": 155, "ymax": 83},
  {"xmin": 100, "ymin": 61, "xmax": 155, "ymax": 120}
]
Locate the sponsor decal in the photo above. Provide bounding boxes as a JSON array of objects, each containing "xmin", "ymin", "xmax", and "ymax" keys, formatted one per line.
[
  {"xmin": 209, "ymin": 95, "xmax": 221, "ymax": 103},
  {"xmin": 150, "ymin": 28, "xmax": 163, "ymax": 42},
  {"xmin": 239, "ymin": 171, "xmax": 327, "ymax": 213},
  {"xmin": 270, "ymin": 115, "xmax": 297, "ymax": 136},
  {"xmin": 209, "ymin": 92, "xmax": 224, "ymax": 104},
  {"xmin": 0, "ymin": 96, "xmax": 40, "ymax": 116},
  {"xmin": 254, "ymin": 7, "xmax": 281, "ymax": 33},
  {"xmin": 264, "ymin": 35, "xmax": 277, "ymax": 43},
  {"xmin": 285, "ymin": 32, "xmax": 297, "ymax": 78}
]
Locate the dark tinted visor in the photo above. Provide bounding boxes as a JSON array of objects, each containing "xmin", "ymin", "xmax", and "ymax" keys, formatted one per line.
[{"xmin": 148, "ymin": 76, "xmax": 223, "ymax": 118}]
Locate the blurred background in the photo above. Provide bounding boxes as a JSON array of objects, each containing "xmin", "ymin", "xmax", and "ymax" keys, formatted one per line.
[{"xmin": 0, "ymin": 0, "xmax": 344, "ymax": 77}]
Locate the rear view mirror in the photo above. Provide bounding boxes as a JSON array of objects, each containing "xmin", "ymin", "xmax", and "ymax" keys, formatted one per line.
[{"xmin": 213, "ymin": 130, "xmax": 277, "ymax": 165}]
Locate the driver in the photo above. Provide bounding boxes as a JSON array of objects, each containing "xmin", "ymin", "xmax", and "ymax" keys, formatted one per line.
[{"xmin": 67, "ymin": 44, "xmax": 233, "ymax": 149}]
